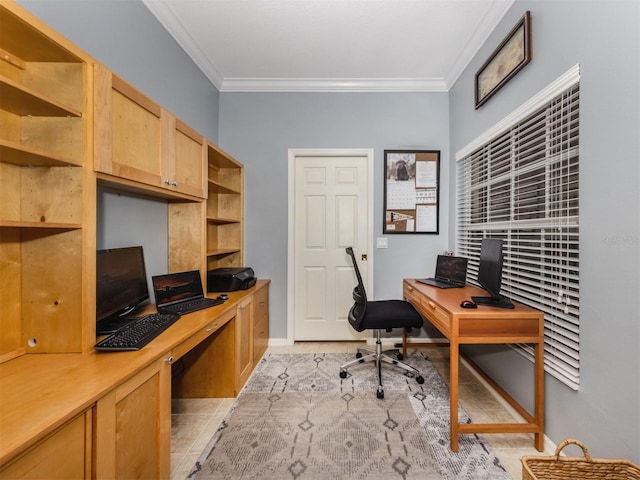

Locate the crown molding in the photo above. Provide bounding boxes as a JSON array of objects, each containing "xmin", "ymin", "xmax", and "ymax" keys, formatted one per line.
[
  {"xmin": 219, "ymin": 77, "xmax": 448, "ymax": 93},
  {"xmin": 143, "ymin": 0, "xmax": 511, "ymax": 93}
]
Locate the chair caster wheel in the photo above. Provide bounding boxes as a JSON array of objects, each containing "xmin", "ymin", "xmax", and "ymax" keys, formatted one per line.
[
  {"xmin": 355, "ymin": 352, "xmax": 364, "ymax": 363},
  {"xmin": 416, "ymin": 375, "xmax": 425, "ymax": 384},
  {"xmin": 339, "ymin": 370, "xmax": 348, "ymax": 379},
  {"xmin": 397, "ymin": 353, "xmax": 404, "ymax": 361},
  {"xmin": 377, "ymin": 389, "xmax": 384, "ymax": 399}
]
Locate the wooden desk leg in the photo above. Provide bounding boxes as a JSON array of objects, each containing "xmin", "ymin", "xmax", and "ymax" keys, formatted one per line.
[
  {"xmin": 450, "ymin": 340, "xmax": 459, "ymax": 452},
  {"xmin": 534, "ymin": 340, "xmax": 545, "ymax": 451}
]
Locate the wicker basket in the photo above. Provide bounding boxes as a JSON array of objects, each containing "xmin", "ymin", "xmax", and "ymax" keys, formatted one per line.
[{"xmin": 521, "ymin": 439, "xmax": 640, "ymax": 480}]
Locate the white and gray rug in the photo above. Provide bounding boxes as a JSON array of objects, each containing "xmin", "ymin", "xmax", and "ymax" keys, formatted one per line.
[{"xmin": 188, "ymin": 352, "xmax": 511, "ymax": 480}]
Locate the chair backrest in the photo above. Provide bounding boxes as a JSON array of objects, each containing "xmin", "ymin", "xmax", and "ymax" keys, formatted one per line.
[{"xmin": 346, "ymin": 247, "xmax": 367, "ymax": 332}]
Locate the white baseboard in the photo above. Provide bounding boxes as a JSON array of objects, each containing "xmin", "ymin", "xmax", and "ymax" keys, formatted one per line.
[{"xmin": 268, "ymin": 338, "xmax": 294, "ymax": 347}]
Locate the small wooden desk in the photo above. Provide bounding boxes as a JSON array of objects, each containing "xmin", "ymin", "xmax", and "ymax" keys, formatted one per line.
[{"xmin": 403, "ymin": 279, "xmax": 545, "ymax": 452}]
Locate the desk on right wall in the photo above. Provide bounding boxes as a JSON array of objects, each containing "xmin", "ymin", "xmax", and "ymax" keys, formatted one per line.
[{"xmin": 403, "ymin": 278, "xmax": 545, "ymax": 452}]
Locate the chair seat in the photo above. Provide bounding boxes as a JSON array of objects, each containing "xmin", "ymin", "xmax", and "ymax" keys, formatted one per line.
[{"xmin": 354, "ymin": 299, "xmax": 423, "ymax": 332}]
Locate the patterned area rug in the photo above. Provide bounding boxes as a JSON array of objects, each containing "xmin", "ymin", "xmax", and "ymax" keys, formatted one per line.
[{"xmin": 189, "ymin": 352, "xmax": 511, "ymax": 480}]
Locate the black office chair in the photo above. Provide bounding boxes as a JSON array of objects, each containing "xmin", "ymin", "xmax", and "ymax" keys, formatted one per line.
[{"xmin": 339, "ymin": 247, "xmax": 424, "ymax": 398}]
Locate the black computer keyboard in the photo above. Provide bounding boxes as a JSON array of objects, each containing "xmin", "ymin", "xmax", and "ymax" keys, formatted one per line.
[
  {"xmin": 95, "ymin": 312, "xmax": 181, "ymax": 351},
  {"xmin": 159, "ymin": 296, "xmax": 224, "ymax": 315}
]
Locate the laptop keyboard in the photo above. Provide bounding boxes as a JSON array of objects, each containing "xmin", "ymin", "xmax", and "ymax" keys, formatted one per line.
[
  {"xmin": 417, "ymin": 278, "xmax": 464, "ymax": 289},
  {"xmin": 159, "ymin": 297, "xmax": 223, "ymax": 315}
]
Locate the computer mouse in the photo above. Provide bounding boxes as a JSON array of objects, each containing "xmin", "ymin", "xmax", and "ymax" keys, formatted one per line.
[
  {"xmin": 217, "ymin": 294, "xmax": 229, "ymax": 301},
  {"xmin": 460, "ymin": 300, "xmax": 477, "ymax": 309}
]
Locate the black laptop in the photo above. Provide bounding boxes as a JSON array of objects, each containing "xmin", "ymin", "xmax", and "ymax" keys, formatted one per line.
[
  {"xmin": 152, "ymin": 270, "xmax": 223, "ymax": 315},
  {"xmin": 417, "ymin": 255, "xmax": 468, "ymax": 289}
]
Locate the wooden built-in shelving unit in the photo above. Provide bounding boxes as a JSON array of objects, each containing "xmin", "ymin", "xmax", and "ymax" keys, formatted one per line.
[{"xmin": 0, "ymin": 2, "xmax": 261, "ymax": 477}]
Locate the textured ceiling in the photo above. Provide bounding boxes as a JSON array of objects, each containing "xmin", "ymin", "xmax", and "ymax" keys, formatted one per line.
[{"xmin": 142, "ymin": 0, "xmax": 515, "ymax": 92}]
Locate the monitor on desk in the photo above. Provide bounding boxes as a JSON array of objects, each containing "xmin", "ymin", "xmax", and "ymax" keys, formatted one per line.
[
  {"xmin": 96, "ymin": 246, "xmax": 150, "ymax": 334},
  {"xmin": 472, "ymin": 238, "xmax": 514, "ymax": 309}
]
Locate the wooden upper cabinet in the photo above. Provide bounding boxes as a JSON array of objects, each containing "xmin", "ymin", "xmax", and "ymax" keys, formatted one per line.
[
  {"xmin": 164, "ymin": 116, "xmax": 207, "ymax": 199},
  {"xmin": 94, "ymin": 64, "xmax": 206, "ymax": 199}
]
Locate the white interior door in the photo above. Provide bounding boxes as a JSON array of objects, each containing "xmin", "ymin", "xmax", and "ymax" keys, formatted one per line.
[{"xmin": 288, "ymin": 149, "xmax": 373, "ymax": 341}]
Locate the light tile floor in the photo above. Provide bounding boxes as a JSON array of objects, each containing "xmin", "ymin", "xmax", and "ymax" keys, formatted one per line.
[{"xmin": 170, "ymin": 342, "xmax": 553, "ymax": 479}]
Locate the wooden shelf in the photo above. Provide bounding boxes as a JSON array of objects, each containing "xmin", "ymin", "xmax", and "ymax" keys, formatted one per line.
[
  {"xmin": 207, "ymin": 248, "xmax": 241, "ymax": 257},
  {"xmin": 207, "ymin": 215, "xmax": 240, "ymax": 225},
  {"xmin": 207, "ymin": 144, "xmax": 242, "ymax": 169},
  {"xmin": 0, "ymin": 76, "xmax": 82, "ymax": 117},
  {"xmin": 0, "ymin": 220, "xmax": 82, "ymax": 229},
  {"xmin": 0, "ymin": 5, "xmax": 83, "ymax": 62},
  {"xmin": 0, "ymin": 139, "xmax": 82, "ymax": 167},
  {"xmin": 208, "ymin": 179, "xmax": 241, "ymax": 195}
]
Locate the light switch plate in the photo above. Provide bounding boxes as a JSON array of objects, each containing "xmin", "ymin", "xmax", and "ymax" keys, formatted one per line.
[{"xmin": 376, "ymin": 237, "xmax": 388, "ymax": 248}]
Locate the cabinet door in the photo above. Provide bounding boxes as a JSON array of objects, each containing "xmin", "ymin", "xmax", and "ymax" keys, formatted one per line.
[
  {"xmin": 94, "ymin": 65, "xmax": 206, "ymax": 198},
  {"xmin": 0, "ymin": 410, "xmax": 91, "ymax": 479},
  {"xmin": 94, "ymin": 359, "xmax": 171, "ymax": 479},
  {"xmin": 236, "ymin": 297, "xmax": 254, "ymax": 389},
  {"xmin": 94, "ymin": 64, "xmax": 163, "ymax": 187},
  {"xmin": 164, "ymin": 116, "xmax": 206, "ymax": 198}
]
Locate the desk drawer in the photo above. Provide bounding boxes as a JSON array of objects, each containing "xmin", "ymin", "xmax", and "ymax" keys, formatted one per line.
[
  {"xmin": 253, "ymin": 285, "xmax": 269, "ymax": 322},
  {"xmin": 404, "ymin": 281, "xmax": 451, "ymax": 332},
  {"xmin": 403, "ymin": 281, "xmax": 422, "ymax": 305},
  {"xmin": 419, "ymin": 298, "xmax": 450, "ymax": 332}
]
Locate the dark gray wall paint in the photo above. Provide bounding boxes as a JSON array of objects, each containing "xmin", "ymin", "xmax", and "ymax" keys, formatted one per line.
[
  {"xmin": 449, "ymin": 0, "xmax": 639, "ymax": 463},
  {"xmin": 217, "ymin": 92, "xmax": 450, "ymax": 339}
]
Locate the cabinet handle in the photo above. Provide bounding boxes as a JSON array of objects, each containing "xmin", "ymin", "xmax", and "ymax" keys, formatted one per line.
[
  {"xmin": 206, "ymin": 324, "xmax": 219, "ymax": 332},
  {"xmin": 165, "ymin": 355, "xmax": 174, "ymax": 364},
  {"xmin": 164, "ymin": 178, "xmax": 171, "ymax": 185},
  {"xmin": 428, "ymin": 301, "xmax": 436, "ymax": 310},
  {"xmin": 172, "ymin": 180, "xmax": 178, "ymax": 187}
]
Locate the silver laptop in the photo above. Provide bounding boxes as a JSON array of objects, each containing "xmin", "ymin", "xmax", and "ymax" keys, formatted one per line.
[
  {"xmin": 152, "ymin": 270, "xmax": 222, "ymax": 315},
  {"xmin": 417, "ymin": 255, "xmax": 468, "ymax": 289}
]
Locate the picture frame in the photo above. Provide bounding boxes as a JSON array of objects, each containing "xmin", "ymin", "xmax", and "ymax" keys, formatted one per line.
[
  {"xmin": 383, "ymin": 150, "xmax": 440, "ymax": 234},
  {"xmin": 475, "ymin": 11, "xmax": 532, "ymax": 109}
]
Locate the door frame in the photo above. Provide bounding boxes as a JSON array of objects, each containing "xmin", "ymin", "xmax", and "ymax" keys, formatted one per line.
[{"xmin": 287, "ymin": 148, "xmax": 375, "ymax": 344}]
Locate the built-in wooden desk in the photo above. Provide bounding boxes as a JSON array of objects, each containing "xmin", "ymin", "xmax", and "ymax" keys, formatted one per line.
[
  {"xmin": 0, "ymin": 280, "xmax": 269, "ymax": 478},
  {"xmin": 403, "ymin": 279, "xmax": 544, "ymax": 452}
]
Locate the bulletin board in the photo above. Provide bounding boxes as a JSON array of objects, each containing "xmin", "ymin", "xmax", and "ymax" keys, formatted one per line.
[{"xmin": 383, "ymin": 150, "xmax": 440, "ymax": 234}]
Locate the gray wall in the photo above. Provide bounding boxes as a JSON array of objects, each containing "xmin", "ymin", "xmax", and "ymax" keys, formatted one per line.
[
  {"xmin": 449, "ymin": 0, "xmax": 639, "ymax": 463},
  {"xmin": 218, "ymin": 92, "xmax": 450, "ymax": 339},
  {"xmin": 17, "ymin": 0, "xmax": 640, "ymax": 463}
]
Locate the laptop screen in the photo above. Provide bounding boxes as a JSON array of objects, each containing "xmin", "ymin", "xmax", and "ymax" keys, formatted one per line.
[
  {"xmin": 435, "ymin": 255, "xmax": 468, "ymax": 284},
  {"xmin": 152, "ymin": 270, "xmax": 205, "ymax": 307}
]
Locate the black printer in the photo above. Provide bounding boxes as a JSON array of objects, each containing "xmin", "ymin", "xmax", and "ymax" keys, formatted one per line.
[{"xmin": 207, "ymin": 267, "xmax": 256, "ymax": 292}]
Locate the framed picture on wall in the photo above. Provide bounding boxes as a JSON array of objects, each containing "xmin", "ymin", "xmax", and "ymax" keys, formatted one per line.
[
  {"xmin": 383, "ymin": 150, "xmax": 440, "ymax": 234},
  {"xmin": 475, "ymin": 11, "xmax": 532, "ymax": 109}
]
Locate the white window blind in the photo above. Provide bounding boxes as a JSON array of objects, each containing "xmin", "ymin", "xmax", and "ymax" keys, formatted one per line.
[{"xmin": 456, "ymin": 68, "xmax": 580, "ymax": 389}]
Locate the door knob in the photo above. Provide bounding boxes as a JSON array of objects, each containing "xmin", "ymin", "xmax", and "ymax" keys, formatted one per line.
[{"xmin": 361, "ymin": 254, "xmax": 367, "ymax": 261}]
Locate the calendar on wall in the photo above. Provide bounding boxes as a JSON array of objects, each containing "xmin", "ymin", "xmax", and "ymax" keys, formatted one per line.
[{"xmin": 383, "ymin": 150, "xmax": 440, "ymax": 234}]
